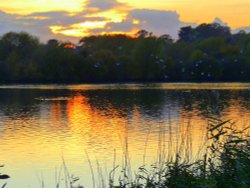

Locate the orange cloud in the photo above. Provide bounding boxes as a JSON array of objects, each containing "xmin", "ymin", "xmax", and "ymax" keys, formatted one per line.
[
  {"xmin": 1, "ymin": 0, "xmax": 250, "ymax": 41},
  {"xmin": 0, "ymin": 0, "xmax": 84, "ymax": 14},
  {"xmin": 50, "ymin": 21, "xmax": 107, "ymax": 37},
  {"xmin": 85, "ymin": 9, "xmax": 128, "ymax": 23},
  {"xmin": 48, "ymin": 0, "xmax": 132, "ymax": 38}
]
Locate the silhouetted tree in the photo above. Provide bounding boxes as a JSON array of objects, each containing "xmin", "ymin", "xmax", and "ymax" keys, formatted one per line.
[
  {"xmin": 179, "ymin": 23, "xmax": 231, "ymax": 43},
  {"xmin": 0, "ymin": 23, "xmax": 249, "ymax": 83}
]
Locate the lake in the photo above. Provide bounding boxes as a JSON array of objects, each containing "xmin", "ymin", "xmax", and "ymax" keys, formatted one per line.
[{"xmin": 0, "ymin": 83, "xmax": 250, "ymax": 187}]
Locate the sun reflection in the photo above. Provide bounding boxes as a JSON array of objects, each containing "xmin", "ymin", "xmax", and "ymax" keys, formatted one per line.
[
  {"xmin": 65, "ymin": 95, "xmax": 128, "ymax": 154},
  {"xmin": 50, "ymin": 101, "xmax": 65, "ymax": 127}
]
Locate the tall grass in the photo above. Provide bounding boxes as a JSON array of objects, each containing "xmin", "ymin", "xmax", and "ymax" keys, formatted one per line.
[
  {"xmin": 114, "ymin": 118, "xmax": 250, "ymax": 188},
  {"xmin": 39, "ymin": 119, "xmax": 250, "ymax": 188}
]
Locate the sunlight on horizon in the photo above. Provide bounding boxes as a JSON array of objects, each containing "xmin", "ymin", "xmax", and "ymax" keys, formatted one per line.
[{"xmin": 0, "ymin": 0, "xmax": 85, "ymax": 14}]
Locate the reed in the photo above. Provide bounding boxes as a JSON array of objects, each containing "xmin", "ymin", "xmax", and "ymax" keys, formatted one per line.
[{"xmin": 113, "ymin": 118, "xmax": 250, "ymax": 188}]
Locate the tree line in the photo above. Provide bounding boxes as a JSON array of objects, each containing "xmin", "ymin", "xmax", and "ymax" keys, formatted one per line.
[{"xmin": 0, "ymin": 23, "xmax": 250, "ymax": 83}]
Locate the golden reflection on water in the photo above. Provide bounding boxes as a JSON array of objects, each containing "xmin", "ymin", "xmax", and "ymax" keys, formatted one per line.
[
  {"xmin": 0, "ymin": 84, "xmax": 249, "ymax": 187},
  {"xmin": 65, "ymin": 95, "xmax": 128, "ymax": 159}
]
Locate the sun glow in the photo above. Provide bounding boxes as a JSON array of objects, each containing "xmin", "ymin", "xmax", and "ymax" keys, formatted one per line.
[
  {"xmin": 0, "ymin": 0, "xmax": 84, "ymax": 14},
  {"xmin": 100, "ymin": 28, "xmax": 139, "ymax": 37},
  {"xmin": 50, "ymin": 21, "xmax": 107, "ymax": 37},
  {"xmin": 132, "ymin": 19, "xmax": 140, "ymax": 25},
  {"xmin": 76, "ymin": 21, "xmax": 107, "ymax": 29},
  {"xmin": 85, "ymin": 9, "xmax": 128, "ymax": 23},
  {"xmin": 50, "ymin": 23, "xmax": 138, "ymax": 37},
  {"xmin": 50, "ymin": 26, "xmax": 88, "ymax": 37}
]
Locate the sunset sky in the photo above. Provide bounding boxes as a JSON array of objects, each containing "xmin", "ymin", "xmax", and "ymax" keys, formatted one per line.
[{"xmin": 0, "ymin": 0, "xmax": 250, "ymax": 42}]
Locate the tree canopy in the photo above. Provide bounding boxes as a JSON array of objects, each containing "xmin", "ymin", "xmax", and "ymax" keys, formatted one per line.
[{"xmin": 0, "ymin": 24, "xmax": 250, "ymax": 83}]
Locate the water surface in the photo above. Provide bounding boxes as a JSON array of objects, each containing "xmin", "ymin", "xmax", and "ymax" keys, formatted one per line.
[{"xmin": 0, "ymin": 83, "xmax": 250, "ymax": 187}]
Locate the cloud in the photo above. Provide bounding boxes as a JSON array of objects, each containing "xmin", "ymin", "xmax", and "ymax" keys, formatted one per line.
[
  {"xmin": 1, "ymin": 5, "xmax": 249, "ymax": 44},
  {"xmin": 0, "ymin": 0, "xmax": 131, "ymax": 42},
  {"xmin": 213, "ymin": 17, "xmax": 228, "ymax": 27},
  {"xmin": 0, "ymin": 9, "xmax": 109, "ymax": 42},
  {"xmin": 0, "ymin": 11, "xmax": 51, "ymax": 40},
  {"xmin": 130, "ymin": 9, "xmax": 189, "ymax": 38},
  {"xmin": 233, "ymin": 27, "xmax": 250, "ymax": 34},
  {"xmin": 85, "ymin": 0, "xmax": 127, "ymax": 11},
  {"xmin": 105, "ymin": 9, "xmax": 192, "ymax": 38},
  {"xmin": 0, "ymin": 9, "xmax": 205, "ymax": 42},
  {"xmin": 0, "ymin": 11, "xmax": 75, "ymax": 42},
  {"xmin": 212, "ymin": 17, "xmax": 250, "ymax": 34}
]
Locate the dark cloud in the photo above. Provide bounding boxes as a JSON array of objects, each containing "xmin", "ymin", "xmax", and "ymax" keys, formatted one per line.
[
  {"xmin": 130, "ymin": 9, "xmax": 191, "ymax": 38},
  {"xmin": 105, "ymin": 20, "xmax": 135, "ymax": 32},
  {"xmin": 105, "ymin": 9, "xmax": 193, "ymax": 38},
  {"xmin": 0, "ymin": 11, "xmax": 24, "ymax": 32},
  {"xmin": 22, "ymin": 11, "xmax": 103, "ymax": 26},
  {"xmin": 86, "ymin": 0, "xmax": 126, "ymax": 10},
  {"xmin": 0, "ymin": 10, "xmax": 82, "ymax": 42},
  {"xmin": 0, "ymin": 10, "xmax": 107, "ymax": 42},
  {"xmin": 0, "ymin": 11, "xmax": 51, "ymax": 40}
]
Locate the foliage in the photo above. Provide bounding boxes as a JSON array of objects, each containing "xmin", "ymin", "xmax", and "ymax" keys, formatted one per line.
[{"xmin": 0, "ymin": 24, "xmax": 250, "ymax": 83}]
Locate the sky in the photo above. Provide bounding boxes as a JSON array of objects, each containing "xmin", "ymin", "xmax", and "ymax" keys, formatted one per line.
[{"xmin": 0, "ymin": 0, "xmax": 250, "ymax": 42}]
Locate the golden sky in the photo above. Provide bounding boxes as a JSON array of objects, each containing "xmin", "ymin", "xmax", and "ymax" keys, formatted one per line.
[
  {"xmin": 0, "ymin": 0, "xmax": 84, "ymax": 13},
  {"xmin": 0, "ymin": 0, "xmax": 249, "ymax": 40},
  {"xmin": 120, "ymin": 0, "xmax": 250, "ymax": 28}
]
